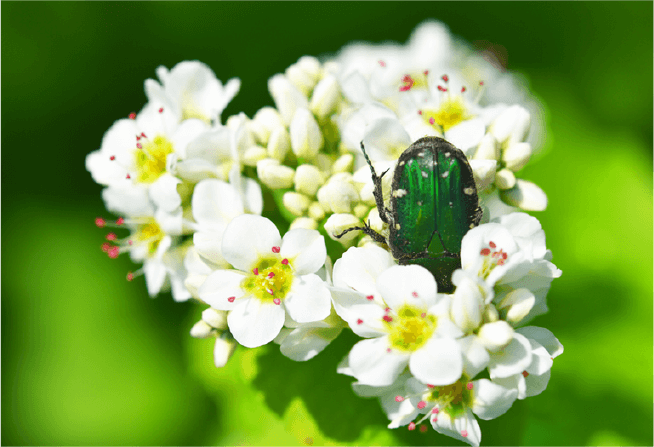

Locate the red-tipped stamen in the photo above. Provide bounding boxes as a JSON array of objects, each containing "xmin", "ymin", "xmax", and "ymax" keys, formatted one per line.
[
  {"xmin": 273, "ymin": 298, "xmax": 281, "ymax": 305},
  {"xmin": 106, "ymin": 233, "xmax": 117, "ymax": 241},
  {"xmin": 95, "ymin": 217, "xmax": 106, "ymax": 228},
  {"xmin": 395, "ymin": 395, "xmax": 404, "ymax": 402},
  {"xmin": 128, "ymin": 112, "xmax": 136, "ymax": 120},
  {"xmin": 107, "ymin": 246, "xmax": 120, "ymax": 259},
  {"xmin": 227, "ymin": 296, "xmax": 235, "ymax": 302},
  {"xmin": 272, "ymin": 246, "xmax": 280, "ymax": 253},
  {"xmin": 408, "ymin": 422, "xmax": 416, "ymax": 431}
]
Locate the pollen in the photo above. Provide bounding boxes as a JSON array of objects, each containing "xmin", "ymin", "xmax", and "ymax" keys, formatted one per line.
[
  {"xmin": 134, "ymin": 135, "xmax": 175, "ymax": 184},
  {"xmin": 242, "ymin": 257, "xmax": 293, "ymax": 304},
  {"xmin": 421, "ymin": 96, "xmax": 472, "ymax": 131},
  {"xmin": 386, "ymin": 305, "xmax": 437, "ymax": 352}
]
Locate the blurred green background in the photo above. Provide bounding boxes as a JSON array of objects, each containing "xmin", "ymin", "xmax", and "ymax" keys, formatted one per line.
[{"xmin": 2, "ymin": 2, "xmax": 652, "ymax": 446}]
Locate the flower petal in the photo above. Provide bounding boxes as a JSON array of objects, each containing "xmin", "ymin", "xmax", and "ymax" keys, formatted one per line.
[
  {"xmin": 488, "ymin": 332, "xmax": 532, "ymax": 379},
  {"xmin": 376, "ymin": 265, "xmax": 438, "ymax": 311},
  {"xmin": 221, "ymin": 215, "xmax": 282, "ymax": 271},
  {"xmin": 284, "ymin": 273, "xmax": 331, "ymax": 323},
  {"xmin": 432, "ymin": 408, "xmax": 481, "ymax": 447},
  {"xmin": 332, "ymin": 245, "xmax": 396, "ymax": 303},
  {"xmin": 471, "ymin": 378, "xmax": 518, "ymax": 420},
  {"xmin": 143, "ymin": 259, "xmax": 167, "ymax": 297},
  {"xmin": 192, "ymin": 179, "xmax": 244, "ymax": 228},
  {"xmin": 349, "ymin": 337, "xmax": 410, "ymax": 386},
  {"xmin": 409, "ymin": 337, "xmax": 463, "ymax": 386},
  {"xmin": 149, "ymin": 173, "xmax": 182, "ymax": 212},
  {"xmin": 198, "ymin": 269, "xmax": 246, "ymax": 310},
  {"xmin": 228, "ymin": 297, "xmax": 285, "ymax": 348},
  {"xmin": 279, "ymin": 325, "xmax": 343, "ymax": 361},
  {"xmin": 280, "ymin": 229, "xmax": 326, "ymax": 275}
]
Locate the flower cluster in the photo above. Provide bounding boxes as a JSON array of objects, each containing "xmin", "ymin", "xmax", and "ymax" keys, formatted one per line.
[{"xmin": 88, "ymin": 21, "xmax": 562, "ymax": 446}]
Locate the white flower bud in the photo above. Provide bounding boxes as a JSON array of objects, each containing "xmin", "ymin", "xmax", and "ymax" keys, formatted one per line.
[
  {"xmin": 315, "ymin": 153, "xmax": 333, "ymax": 174},
  {"xmin": 323, "ymin": 60, "xmax": 340, "ymax": 76},
  {"xmin": 267, "ymin": 126, "xmax": 291, "ymax": 161},
  {"xmin": 503, "ymin": 142, "xmax": 532, "ymax": 171},
  {"xmin": 290, "ymin": 108, "xmax": 324, "ymax": 160},
  {"xmin": 500, "ymin": 179, "xmax": 547, "ymax": 211},
  {"xmin": 257, "ymin": 158, "xmax": 295, "ymax": 189},
  {"xmin": 286, "ymin": 63, "xmax": 316, "ymax": 96},
  {"xmin": 268, "ymin": 74, "xmax": 309, "ymax": 125},
  {"xmin": 310, "ymin": 74, "xmax": 340, "ymax": 119},
  {"xmin": 366, "ymin": 207, "xmax": 385, "ymax": 233},
  {"xmin": 332, "ymin": 153, "xmax": 354, "ymax": 174},
  {"xmin": 495, "ymin": 168, "xmax": 516, "ymax": 190},
  {"xmin": 242, "ymin": 145, "xmax": 268, "ymax": 167},
  {"xmin": 324, "ymin": 213, "xmax": 361, "ymax": 243},
  {"xmin": 283, "ymin": 191, "xmax": 312, "ymax": 216},
  {"xmin": 252, "ymin": 107, "xmax": 285, "ymax": 143},
  {"xmin": 294, "ymin": 164, "xmax": 325, "ymax": 196},
  {"xmin": 290, "ymin": 217, "xmax": 318, "ymax": 230},
  {"xmin": 297, "ymin": 56, "xmax": 321, "ymax": 81},
  {"xmin": 490, "ymin": 105, "xmax": 530, "ymax": 145},
  {"xmin": 451, "ymin": 273, "xmax": 484, "ymax": 332},
  {"xmin": 202, "ymin": 308, "xmax": 228, "ymax": 330},
  {"xmin": 498, "ymin": 288, "xmax": 535, "ymax": 325},
  {"xmin": 214, "ymin": 337, "xmax": 237, "ymax": 368},
  {"xmin": 470, "ymin": 159, "xmax": 497, "ymax": 192},
  {"xmin": 478, "ymin": 320, "xmax": 514, "ymax": 352},
  {"xmin": 353, "ymin": 204, "xmax": 369, "ymax": 219},
  {"xmin": 190, "ymin": 320, "xmax": 214, "ymax": 339},
  {"xmin": 473, "ymin": 133, "xmax": 499, "ymax": 161},
  {"xmin": 317, "ymin": 175, "xmax": 359, "ymax": 213},
  {"xmin": 308, "ymin": 201, "xmax": 326, "ymax": 221},
  {"xmin": 358, "ymin": 180, "xmax": 376, "ymax": 206}
]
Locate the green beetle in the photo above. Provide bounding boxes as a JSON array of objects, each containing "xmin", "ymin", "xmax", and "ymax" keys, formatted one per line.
[{"xmin": 337, "ymin": 136, "xmax": 482, "ymax": 293}]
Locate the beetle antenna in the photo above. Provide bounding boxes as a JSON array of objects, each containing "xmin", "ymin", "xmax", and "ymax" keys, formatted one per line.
[
  {"xmin": 360, "ymin": 141, "xmax": 393, "ymax": 224},
  {"xmin": 334, "ymin": 220, "xmax": 388, "ymax": 245}
]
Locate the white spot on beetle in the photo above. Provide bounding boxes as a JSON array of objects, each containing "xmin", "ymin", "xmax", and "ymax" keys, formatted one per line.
[
  {"xmin": 449, "ymin": 201, "xmax": 453, "ymax": 207},
  {"xmin": 432, "ymin": 161, "xmax": 438, "ymax": 166},
  {"xmin": 417, "ymin": 152, "xmax": 425, "ymax": 158},
  {"xmin": 470, "ymin": 223, "xmax": 475, "ymax": 229},
  {"xmin": 417, "ymin": 201, "xmax": 423, "ymax": 206},
  {"xmin": 441, "ymin": 171, "xmax": 449, "ymax": 178},
  {"xmin": 395, "ymin": 223, "xmax": 401, "ymax": 230},
  {"xmin": 393, "ymin": 189, "xmax": 408, "ymax": 198},
  {"xmin": 444, "ymin": 152, "xmax": 451, "ymax": 157},
  {"xmin": 421, "ymin": 171, "xmax": 428, "ymax": 178},
  {"xmin": 399, "ymin": 161, "xmax": 405, "ymax": 166},
  {"xmin": 463, "ymin": 187, "xmax": 474, "ymax": 195}
]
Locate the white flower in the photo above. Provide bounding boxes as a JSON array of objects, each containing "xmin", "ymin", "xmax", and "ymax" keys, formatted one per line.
[
  {"xmin": 198, "ymin": 215, "xmax": 331, "ymax": 348},
  {"xmin": 274, "ymin": 307, "xmax": 345, "ymax": 361},
  {"xmin": 331, "ymin": 247, "xmax": 464, "ymax": 387},
  {"xmin": 386, "ymin": 374, "xmax": 518, "ymax": 447},
  {"xmin": 492, "ymin": 326, "xmax": 563, "ymax": 399},
  {"xmin": 145, "ymin": 60, "xmax": 240, "ymax": 123},
  {"xmin": 86, "ymin": 103, "xmax": 208, "ymax": 217}
]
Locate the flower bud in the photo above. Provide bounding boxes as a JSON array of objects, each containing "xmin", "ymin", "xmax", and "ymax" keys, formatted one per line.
[
  {"xmin": 268, "ymin": 74, "xmax": 309, "ymax": 125},
  {"xmin": 283, "ymin": 191, "xmax": 312, "ymax": 216},
  {"xmin": 478, "ymin": 320, "xmax": 514, "ymax": 352},
  {"xmin": 332, "ymin": 153, "xmax": 354, "ymax": 174},
  {"xmin": 450, "ymin": 272, "xmax": 484, "ymax": 332},
  {"xmin": 294, "ymin": 164, "xmax": 325, "ymax": 196},
  {"xmin": 252, "ymin": 106, "xmax": 285, "ymax": 144},
  {"xmin": 267, "ymin": 126, "xmax": 291, "ymax": 161},
  {"xmin": 190, "ymin": 320, "xmax": 214, "ymax": 339},
  {"xmin": 503, "ymin": 142, "xmax": 531, "ymax": 171},
  {"xmin": 290, "ymin": 108, "xmax": 324, "ymax": 160},
  {"xmin": 290, "ymin": 217, "xmax": 318, "ymax": 230},
  {"xmin": 202, "ymin": 308, "xmax": 228, "ymax": 330},
  {"xmin": 353, "ymin": 204, "xmax": 369, "ymax": 220},
  {"xmin": 310, "ymin": 74, "xmax": 340, "ymax": 119},
  {"xmin": 470, "ymin": 159, "xmax": 497, "ymax": 192},
  {"xmin": 257, "ymin": 158, "xmax": 295, "ymax": 189},
  {"xmin": 214, "ymin": 337, "xmax": 237, "ymax": 368},
  {"xmin": 324, "ymin": 213, "xmax": 361, "ymax": 244},
  {"xmin": 366, "ymin": 207, "xmax": 385, "ymax": 234},
  {"xmin": 297, "ymin": 56, "xmax": 321, "ymax": 82},
  {"xmin": 308, "ymin": 201, "xmax": 326, "ymax": 221},
  {"xmin": 490, "ymin": 105, "xmax": 530, "ymax": 145},
  {"xmin": 317, "ymin": 175, "xmax": 359, "ymax": 213},
  {"xmin": 286, "ymin": 64, "xmax": 316, "ymax": 97},
  {"xmin": 498, "ymin": 288, "xmax": 535, "ymax": 325},
  {"xmin": 500, "ymin": 179, "xmax": 547, "ymax": 211},
  {"xmin": 242, "ymin": 145, "xmax": 268, "ymax": 167},
  {"xmin": 473, "ymin": 133, "xmax": 499, "ymax": 161},
  {"xmin": 495, "ymin": 168, "xmax": 516, "ymax": 190}
]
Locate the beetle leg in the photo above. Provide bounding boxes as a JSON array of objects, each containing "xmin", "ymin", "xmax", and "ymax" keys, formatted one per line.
[
  {"xmin": 360, "ymin": 141, "xmax": 393, "ymax": 224},
  {"xmin": 334, "ymin": 220, "xmax": 388, "ymax": 245}
]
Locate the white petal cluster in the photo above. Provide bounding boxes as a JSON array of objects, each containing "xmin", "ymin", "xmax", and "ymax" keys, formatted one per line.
[{"xmin": 88, "ymin": 20, "xmax": 563, "ymax": 446}]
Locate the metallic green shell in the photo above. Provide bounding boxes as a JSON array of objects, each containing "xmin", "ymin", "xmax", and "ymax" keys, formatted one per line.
[{"xmin": 389, "ymin": 137, "xmax": 482, "ymax": 292}]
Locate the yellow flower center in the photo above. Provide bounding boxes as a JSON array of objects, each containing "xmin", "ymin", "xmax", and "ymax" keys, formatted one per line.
[
  {"xmin": 421, "ymin": 96, "xmax": 472, "ymax": 131},
  {"xmin": 242, "ymin": 257, "xmax": 293, "ymax": 303},
  {"xmin": 427, "ymin": 374, "xmax": 474, "ymax": 418},
  {"xmin": 134, "ymin": 135, "xmax": 174, "ymax": 184},
  {"xmin": 386, "ymin": 305, "xmax": 437, "ymax": 352},
  {"xmin": 134, "ymin": 221, "xmax": 164, "ymax": 255}
]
